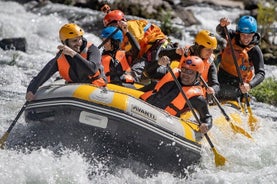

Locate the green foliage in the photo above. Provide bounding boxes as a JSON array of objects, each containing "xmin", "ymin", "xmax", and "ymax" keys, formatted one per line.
[
  {"xmin": 160, "ymin": 11, "xmax": 173, "ymax": 35},
  {"xmin": 250, "ymin": 77, "xmax": 277, "ymax": 106},
  {"xmin": 159, "ymin": 11, "xmax": 182, "ymax": 38},
  {"xmin": 257, "ymin": 0, "xmax": 277, "ymax": 46}
]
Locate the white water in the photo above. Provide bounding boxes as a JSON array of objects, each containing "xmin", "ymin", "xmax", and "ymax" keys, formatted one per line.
[{"xmin": 1, "ymin": 1, "xmax": 277, "ymax": 183}]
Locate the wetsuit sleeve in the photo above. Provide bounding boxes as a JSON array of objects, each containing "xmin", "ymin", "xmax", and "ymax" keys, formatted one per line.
[
  {"xmin": 208, "ymin": 62, "xmax": 220, "ymax": 94},
  {"xmin": 143, "ymin": 47, "xmax": 181, "ymax": 79},
  {"xmin": 26, "ymin": 57, "xmax": 58, "ymax": 94},
  {"xmin": 73, "ymin": 44, "xmax": 101, "ymax": 74},
  {"xmin": 248, "ymin": 46, "xmax": 265, "ymax": 88},
  {"xmin": 189, "ymin": 96, "xmax": 213, "ymax": 130},
  {"xmin": 158, "ymin": 48, "xmax": 181, "ymax": 61},
  {"xmin": 125, "ymin": 31, "xmax": 140, "ymax": 59}
]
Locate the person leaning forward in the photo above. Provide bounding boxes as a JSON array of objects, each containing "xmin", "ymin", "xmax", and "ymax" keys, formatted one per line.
[
  {"xmin": 216, "ymin": 16, "xmax": 265, "ymax": 101},
  {"xmin": 140, "ymin": 56, "xmax": 213, "ymax": 134},
  {"xmin": 156, "ymin": 30, "xmax": 220, "ymax": 99},
  {"xmin": 26, "ymin": 23, "xmax": 107, "ymax": 101}
]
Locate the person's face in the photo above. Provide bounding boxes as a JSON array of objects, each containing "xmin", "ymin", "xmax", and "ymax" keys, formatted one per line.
[
  {"xmin": 180, "ymin": 67, "xmax": 198, "ymax": 85},
  {"xmin": 200, "ymin": 47, "xmax": 214, "ymax": 59},
  {"xmin": 103, "ymin": 39, "xmax": 112, "ymax": 51},
  {"xmin": 240, "ymin": 33, "xmax": 254, "ymax": 46},
  {"xmin": 67, "ymin": 36, "xmax": 83, "ymax": 52}
]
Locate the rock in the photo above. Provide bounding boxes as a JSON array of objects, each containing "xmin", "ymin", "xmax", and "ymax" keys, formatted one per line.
[{"xmin": 0, "ymin": 37, "xmax": 27, "ymax": 52}]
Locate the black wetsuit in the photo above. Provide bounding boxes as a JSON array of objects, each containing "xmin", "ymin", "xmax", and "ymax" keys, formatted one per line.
[
  {"xmin": 27, "ymin": 38, "xmax": 105, "ymax": 94},
  {"xmin": 216, "ymin": 25, "xmax": 265, "ymax": 100},
  {"xmin": 145, "ymin": 79, "xmax": 212, "ymax": 129}
]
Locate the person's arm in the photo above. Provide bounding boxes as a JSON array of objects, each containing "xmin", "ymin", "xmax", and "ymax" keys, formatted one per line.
[
  {"xmin": 143, "ymin": 56, "xmax": 170, "ymax": 80},
  {"xmin": 207, "ymin": 62, "xmax": 220, "ymax": 94},
  {"xmin": 76, "ymin": 44, "xmax": 101, "ymax": 74},
  {"xmin": 158, "ymin": 47, "xmax": 181, "ymax": 61},
  {"xmin": 189, "ymin": 95, "xmax": 213, "ymax": 131},
  {"xmin": 216, "ymin": 17, "xmax": 236, "ymax": 40},
  {"xmin": 143, "ymin": 48, "xmax": 180, "ymax": 79},
  {"xmin": 125, "ymin": 31, "xmax": 140, "ymax": 59},
  {"xmin": 26, "ymin": 57, "xmax": 58, "ymax": 100},
  {"xmin": 248, "ymin": 46, "xmax": 265, "ymax": 89}
]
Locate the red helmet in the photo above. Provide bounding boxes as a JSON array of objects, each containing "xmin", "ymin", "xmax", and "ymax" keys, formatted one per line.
[
  {"xmin": 103, "ymin": 10, "xmax": 126, "ymax": 26},
  {"xmin": 181, "ymin": 56, "xmax": 204, "ymax": 74}
]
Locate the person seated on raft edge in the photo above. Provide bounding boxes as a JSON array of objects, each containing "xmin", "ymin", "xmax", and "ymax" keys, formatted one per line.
[
  {"xmin": 100, "ymin": 26, "xmax": 138, "ymax": 88},
  {"xmin": 140, "ymin": 56, "xmax": 213, "ymax": 134},
  {"xmin": 144, "ymin": 30, "xmax": 220, "ymax": 103},
  {"xmin": 101, "ymin": 4, "xmax": 176, "ymax": 85},
  {"xmin": 215, "ymin": 16, "xmax": 265, "ymax": 104},
  {"xmin": 25, "ymin": 23, "xmax": 107, "ymax": 102}
]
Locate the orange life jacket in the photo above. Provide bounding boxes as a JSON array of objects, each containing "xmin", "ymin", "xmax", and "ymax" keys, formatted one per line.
[
  {"xmin": 178, "ymin": 45, "xmax": 213, "ymax": 82},
  {"xmin": 141, "ymin": 69, "xmax": 204, "ymax": 116},
  {"xmin": 177, "ymin": 46, "xmax": 213, "ymax": 96},
  {"xmin": 57, "ymin": 42, "xmax": 106, "ymax": 87},
  {"xmin": 101, "ymin": 50, "xmax": 134, "ymax": 83},
  {"xmin": 219, "ymin": 38, "xmax": 254, "ymax": 82}
]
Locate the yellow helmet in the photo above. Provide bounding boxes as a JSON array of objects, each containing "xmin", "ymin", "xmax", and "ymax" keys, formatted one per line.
[
  {"xmin": 59, "ymin": 23, "xmax": 84, "ymax": 42},
  {"xmin": 195, "ymin": 30, "xmax": 217, "ymax": 49}
]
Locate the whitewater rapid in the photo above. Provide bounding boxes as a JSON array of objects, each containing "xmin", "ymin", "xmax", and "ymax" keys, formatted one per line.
[{"xmin": 1, "ymin": 1, "xmax": 277, "ymax": 183}]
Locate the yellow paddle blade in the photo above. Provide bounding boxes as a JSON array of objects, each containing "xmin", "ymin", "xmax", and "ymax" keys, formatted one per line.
[
  {"xmin": 0, "ymin": 132, "xmax": 9, "ymax": 149},
  {"xmin": 212, "ymin": 147, "xmax": 226, "ymax": 167},
  {"xmin": 247, "ymin": 106, "xmax": 259, "ymax": 131},
  {"xmin": 229, "ymin": 121, "xmax": 252, "ymax": 139}
]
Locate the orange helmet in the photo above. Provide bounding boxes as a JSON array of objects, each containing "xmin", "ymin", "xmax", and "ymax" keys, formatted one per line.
[
  {"xmin": 103, "ymin": 10, "xmax": 126, "ymax": 27},
  {"xmin": 195, "ymin": 30, "xmax": 217, "ymax": 49},
  {"xmin": 59, "ymin": 23, "xmax": 84, "ymax": 42},
  {"xmin": 181, "ymin": 56, "xmax": 204, "ymax": 74}
]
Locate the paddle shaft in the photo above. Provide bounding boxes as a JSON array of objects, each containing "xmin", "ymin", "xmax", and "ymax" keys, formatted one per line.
[
  {"xmin": 199, "ymin": 76, "xmax": 230, "ymax": 121},
  {"xmin": 166, "ymin": 65, "xmax": 216, "ymax": 149},
  {"xmin": 0, "ymin": 101, "xmax": 28, "ymax": 148},
  {"xmin": 7, "ymin": 102, "xmax": 28, "ymax": 133},
  {"xmin": 223, "ymin": 26, "xmax": 251, "ymax": 107},
  {"xmin": 0, "ymin": 28, "xmax": 121, "ymax": 148}
]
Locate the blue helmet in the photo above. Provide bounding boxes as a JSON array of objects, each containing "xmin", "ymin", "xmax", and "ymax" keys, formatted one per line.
[
  {"xmin": 101, "ymin": 26, "xmax": 123, "ymax": 42},
  {"xmin": 237, "ymin": 15, "xmax": 257, "ymax": 34}
]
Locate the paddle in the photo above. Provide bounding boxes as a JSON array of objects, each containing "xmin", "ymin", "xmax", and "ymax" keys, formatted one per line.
[
  {"xmin": 199, "ymin": 76, "xmax": 252, "ymax": 139},
  {"xmin": 223, "ymin": 26, "xmax": 258, "ymax": 131},
  {"xmin": 166, "ymin": 64, "xmax": 226, "ymax": 167},
  {"xmin": 0, "ymin": 28, "xmax": 120, "ymax": 149},
  {"xmin": 0, "ymin": 102, "xmax": 28, "ymax": 149}
]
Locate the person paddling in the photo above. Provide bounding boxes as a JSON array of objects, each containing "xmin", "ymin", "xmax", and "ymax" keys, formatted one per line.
[
  {"xmin": 26, "ymin": 23, "xmax": 106, "ymax": 101},
  {"xmin": 216, "ymin": 16, "xmax": 265, "ymax": 102},
  {"xmin": 156, "ymin": 30, "xmax": 220, "ymax": 100},
  {"xmin": 140, "ymin": 56, "xmax": 212, "ymax": 134}
]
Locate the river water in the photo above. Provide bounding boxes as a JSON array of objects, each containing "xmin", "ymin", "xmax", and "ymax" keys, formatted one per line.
[{"xmin": 1, "ymin": 1, "xmax": 277, "ymax": 183}]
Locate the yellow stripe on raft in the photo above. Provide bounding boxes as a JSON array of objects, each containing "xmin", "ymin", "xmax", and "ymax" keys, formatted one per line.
[
  {"xmin": 72, "ymin": 84, "xmax": 129, "ymax": 111},
  {"xmin": 72, "ymin": 85, "xmax": 95, "ymax": 101},
  {"xmin": 180, "ymin": 119, "xmax": 199, "ymax": 142},
  {"xmin": 107, "ymin": 83, "xmax": 144, "ymax": 98}
]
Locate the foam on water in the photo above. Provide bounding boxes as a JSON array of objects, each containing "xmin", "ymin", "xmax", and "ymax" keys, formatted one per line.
[{"xmin": 0, "ymin": 1, "xmax": 277, "ymax": 183}]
